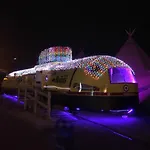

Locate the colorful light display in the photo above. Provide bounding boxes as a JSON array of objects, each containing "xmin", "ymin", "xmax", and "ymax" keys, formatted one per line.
[
  {"xmin": 9, "ymin": 55, "xmax": 134, "ymax": 80},
  {"xmin": 38, "ymin": 47, "xmax": 72, "ymax": 64},
  {"xmin": 84, "ymin": 56, "xmax": 134, "ymax": 80}
]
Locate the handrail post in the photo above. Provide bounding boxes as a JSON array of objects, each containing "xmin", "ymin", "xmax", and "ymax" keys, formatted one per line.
[
  {"xmin": 47, "ymin": 91, "xmax": 51, "ymax": 119},
  {"xmin": 34, "ymin": 88, "xmax": 37, "ymax": 114},
  {"xmin": 17, "ymin": 87, "xmax": 20, "ymax": 104},
  {"xmin": 24, "ymin": 87, "xmax": 27, "ymax": 110}
]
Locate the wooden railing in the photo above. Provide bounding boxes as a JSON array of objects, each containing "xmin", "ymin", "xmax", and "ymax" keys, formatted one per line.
[{"xmin": 17, "ymin": 84, "xmax": 51, "ymax": 119}]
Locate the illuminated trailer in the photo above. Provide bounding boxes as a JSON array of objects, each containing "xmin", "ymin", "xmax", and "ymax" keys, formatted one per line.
[
  {"xmin": 2, "ymin": 55, "xmax": 139, "ymax": 112},
  {"xmin": 1, "ymin": 47, "xmax": 139, "ymax": 112},
  {"xmin": 41, "ymin": 55, "xmax": 139, "ymax": 112}
]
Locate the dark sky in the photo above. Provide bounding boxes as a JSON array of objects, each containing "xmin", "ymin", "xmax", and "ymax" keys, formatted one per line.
[{"xmin": 0, "ymin": 2, "xmax": 149, "ymax": 72}]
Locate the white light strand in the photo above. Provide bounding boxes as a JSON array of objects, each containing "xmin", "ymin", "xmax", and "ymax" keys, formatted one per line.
[{"xmin": 8, "ymin": 55, "xmax": 135, "ymax": 78}]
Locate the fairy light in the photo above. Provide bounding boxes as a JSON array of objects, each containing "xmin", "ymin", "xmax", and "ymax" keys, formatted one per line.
[
  {"xmin": 38, "ymin": 46, "xmax": 72, "ymax": 64},
  {"xmin": 8, "ymin": 53, "xmax": 134, "ymax": 80},
  {"xmin": 83, "ymin": 56, "xmax": 134, "ymax": 80}
]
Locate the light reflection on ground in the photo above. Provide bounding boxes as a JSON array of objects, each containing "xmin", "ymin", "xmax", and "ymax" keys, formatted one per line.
[
  {"xmin": 76, "ymin": 111, "xmax": 150, "ymax": 143},
  {"xmin": 2, "ymin": 93, "xmax": 150, "ymax": 143}
]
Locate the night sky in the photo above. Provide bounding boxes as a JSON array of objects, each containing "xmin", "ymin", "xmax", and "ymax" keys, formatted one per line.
[{"xmin": 0, "ymin": 2, "xmax": 149, "ymax": 72}]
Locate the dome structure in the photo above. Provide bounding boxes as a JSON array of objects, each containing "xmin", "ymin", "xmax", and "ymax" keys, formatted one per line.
[{"xmin": 38, "ymin": 46, "xmax": 72, "ymax": 64}]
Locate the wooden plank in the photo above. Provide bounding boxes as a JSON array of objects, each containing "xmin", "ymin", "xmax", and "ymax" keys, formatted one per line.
[
  {"xmin": 24, "ymin": 88, "xmax": 27, "ymax": 110},
  {"xmin": 17, "ymin": 88, "xmax": 20, "ymax": 104},
  {"xmin": 37, "ymin": 90, "xmax": 48, "ymax": 98},
  {"xmin": 47, "ymin": 91, "xmax": 51, "ymax": 118},
  {"xmin": 34, "ymin": 90, "xmax": 37, "ymax": 114},
  {"xmin": 37, "ymin": 101, "xmax": 47, "ymax": 109}
]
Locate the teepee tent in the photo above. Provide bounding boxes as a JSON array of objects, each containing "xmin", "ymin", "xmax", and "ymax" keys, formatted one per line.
[
  {"xmin": 116, "ymin": 29, "xmax": 150, "ymax": 76},
  {"xmin": 116, "ymin": 29, "xmax": 150, "ymax": 102}
]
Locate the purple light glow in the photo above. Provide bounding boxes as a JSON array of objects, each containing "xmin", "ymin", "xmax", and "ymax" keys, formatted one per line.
[
  {"xmin": 109, "ymin": 68, "xmax": 136, "ymax": 83},
  {"xmin": 76, "ymin": 108, "xmax": 80, "ymax": 111},
  {"xmin": 52, "ymin": 110, "xmax": 78, "ymax": 121},
  {"xmin": 78, "ymin": 112, "xmax": 133, "ymax": 140},
  {"xmin": 45, "ymin": 76, "xmax": 48, "ymax": 81},
  {"xmin": 110, "ymin": 109, "xmax": 130, "ymax": 113},
  {"xmin": 127, "ymin": 109, "xmax": 133, "ymax": 114},
  {"xmin": 60, "ymin": 111, "xmax": 78, "ymax": 121},
  {"xmin": 64, "ymin": 106, "xmax": 69, "ymax": 111},
  {"xmin": 2, "ymin": 94, "xmax": 24, "ymax": 104},
  {"xmin": 122, "ymin": 115, "xmax": 128, "ymax": 118},
  {"xmin": 110, "ymin": 108, "xmax": 134, "ymax": 114},
  {"xmin": 78, "ymin": 111, "xmax": 138, "ymax": 126},
  {"xmin": 76, "ymin": 112, "xmax": 150, "ymax": 141},
  {"xmin": 137, "ymin": 76, "xmax": 150, "ymax": 102}
]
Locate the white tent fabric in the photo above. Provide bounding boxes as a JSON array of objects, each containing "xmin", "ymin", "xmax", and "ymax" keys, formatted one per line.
[
  {"xmin": 116, "ymin": 36, "xmax": 150, "ymax": 77},
  {"xmin": 116, "ymin": 31, "xmax": 150, "ymax": 102}
]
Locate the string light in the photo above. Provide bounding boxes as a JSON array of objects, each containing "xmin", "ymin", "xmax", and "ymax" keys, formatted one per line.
[
  {"xmin": 9, "ymin": 53, "xmax": 134, "ymax": 80},
  {"xmin": 38, "ymin": 46, "xmax": 72, "ymax": 64},
  {"xmin": 84, "ymin": 56, "xmax": 134, "ymax": 80}
]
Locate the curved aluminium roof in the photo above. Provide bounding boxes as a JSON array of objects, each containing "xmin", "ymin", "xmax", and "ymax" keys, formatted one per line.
[
  {"xmin": 8, "ymin": 55, "xmax": 134, "ymax": 77},
  {"xmin": 44, "ymin": 55, "xmax": 134, "ymax": 73},
  {"xmin": 9, "ymin": 68, "xmax": 36, "ymax": 77}
]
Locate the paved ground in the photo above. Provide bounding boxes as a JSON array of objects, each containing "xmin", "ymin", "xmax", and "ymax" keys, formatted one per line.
[
  {"xmin": 0, "ymin": 109, "xmax": 56, "ymax": 150},
  {"xmin": 0, "ymin": 96, "xmax": 150, "ymax": 150},
  {"xmin": 74, "ymin": 120, "xmax": 150, "ymax": 150},
  {"xmin": 52, "ymin": 110, "xmax": 150, "ymax": 150},
  {"xmin": 76, "ymin": 111, "xmax": 150, "ymax": 144}
]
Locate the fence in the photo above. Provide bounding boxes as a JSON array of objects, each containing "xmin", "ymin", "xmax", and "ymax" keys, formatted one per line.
[{"xmin": 17, "ymin": 84, "xmax": 52, "ymax": 119}]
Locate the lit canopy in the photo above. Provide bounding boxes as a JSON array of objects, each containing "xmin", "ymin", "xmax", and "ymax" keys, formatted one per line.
[{"xmin": 8, "ymin": 55, "xmax": 134, "ymax": 80}]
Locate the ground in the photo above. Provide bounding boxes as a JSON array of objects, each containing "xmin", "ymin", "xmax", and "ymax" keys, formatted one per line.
[
  {"xmin": 0, "ymin": 109, "xmax": 55, "ymax": 150},
  {"xmin": 0, "ymin": 95, "xmax": 150, "ymax": 150}
]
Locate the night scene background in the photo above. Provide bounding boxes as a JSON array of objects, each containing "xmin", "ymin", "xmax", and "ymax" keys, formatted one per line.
[
  {"xmin": 1, "ymin": 2, "xmax": 150, "ymax": 150},
  {"xmin": 0, "ymin": 2, "xmax": 149, "ymax": 72}
]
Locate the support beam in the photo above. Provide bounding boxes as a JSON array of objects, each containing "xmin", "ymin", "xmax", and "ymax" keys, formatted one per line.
[
  {"xmin": 47, "ymin": 91, "xmax": 51, "ymax": 119},
  {"xmin": 34, "ymin": 89, "xmax": 37, "ymax": 114},
  {"xmin": 17, "ymin": 88, "xmax": 20, "ymax": 104},
  {"xmin": 24, "ymin": 88, "xmax": 27, "ymax": 110}
]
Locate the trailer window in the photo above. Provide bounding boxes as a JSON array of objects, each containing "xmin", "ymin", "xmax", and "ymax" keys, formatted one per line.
[{"xmin": 108, "ymin": 68, "xmax": 136, "ymax": 83}]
